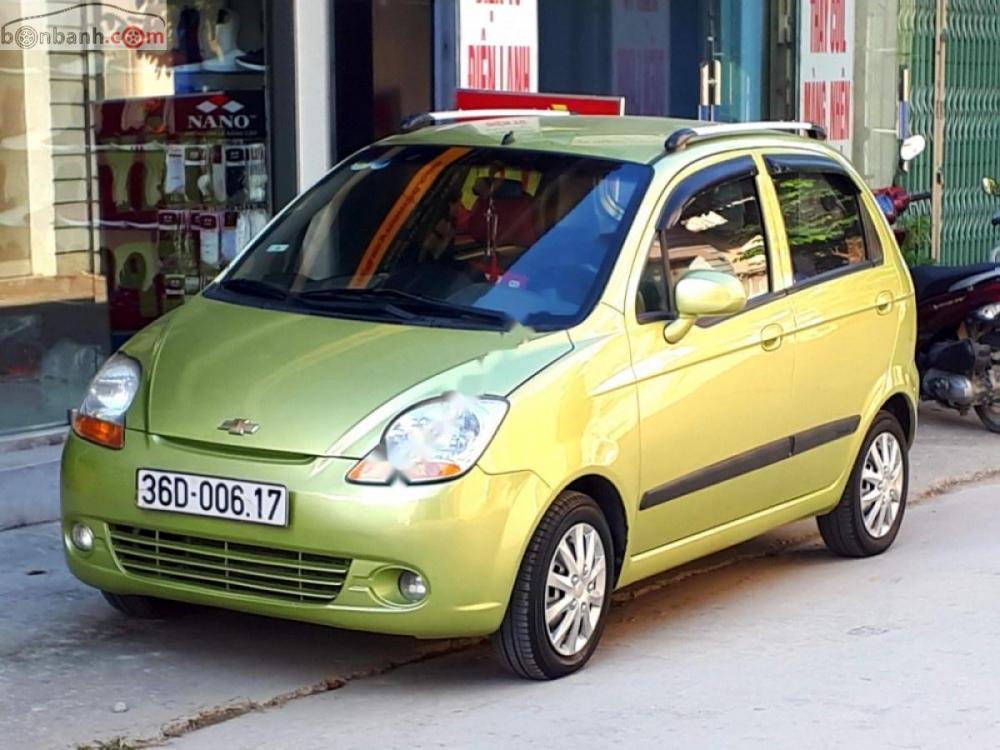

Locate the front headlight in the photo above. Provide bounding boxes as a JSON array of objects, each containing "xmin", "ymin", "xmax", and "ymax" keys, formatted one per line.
[
  {"xmin": 71, "ymin": 353, "xmax": 141, "ymax": 449},
  {"xmin": 347, "ymin": 394, "xmax": 508, "ymax": 485}
]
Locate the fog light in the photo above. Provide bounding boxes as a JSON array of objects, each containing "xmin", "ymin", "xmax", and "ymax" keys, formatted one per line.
[
  {"xmin": 71, "ymin": 522, "xmax": 94, "ymax": 552},
  {"xmin": 398, "ymin": 571, "xmax": 427, "ymax": 602}
]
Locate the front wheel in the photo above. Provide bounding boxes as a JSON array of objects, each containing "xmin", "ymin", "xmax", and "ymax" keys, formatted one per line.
[
  {"xmin": 817, "ymin": 411, "xmax": 909, "ymax": 557},
  {"xmin": 492, "ymin": 491, "xmax": 613, "ymax": 680},
  {"xmin": 974, "ymin": 402, "xmax": 1000, "ymax": 433}
]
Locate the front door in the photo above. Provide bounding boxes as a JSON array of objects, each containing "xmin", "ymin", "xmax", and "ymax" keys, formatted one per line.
[{"xmin": 628, "ymin": 154, "xmax": 797, "ymax": 554}]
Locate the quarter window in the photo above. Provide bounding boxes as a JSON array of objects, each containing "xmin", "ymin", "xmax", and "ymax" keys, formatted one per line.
[
  {"xmin": 772, "ymin": 171, "xmax": 869, "ymax": 282},
  {"xmin": 636, "ymin": 237, "xmax": 668, "ymax": 316},
  {"xmin": 636, "ymin": 174, "xmax": 770, "ymax": 318}
]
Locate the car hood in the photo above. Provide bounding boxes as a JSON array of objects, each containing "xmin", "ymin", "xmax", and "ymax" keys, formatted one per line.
[{"xmin": 132, "ymin": 296, "xmax": 571, "ymax": 457}]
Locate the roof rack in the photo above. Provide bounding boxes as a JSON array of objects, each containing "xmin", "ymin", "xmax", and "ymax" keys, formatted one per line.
[
  {"xmin": 664, "ymin": 121, "xmax": 827, "ymax": 153},
  {"xmin": 400, "ymin": 108, "xmax": 572, "ymax": 132}
]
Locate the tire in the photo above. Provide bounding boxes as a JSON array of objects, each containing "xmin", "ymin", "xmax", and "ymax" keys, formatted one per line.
[
  {"xmin": 492, "ymin": 491, "xmax": 614, "ymax": 680},
  {"xmin": 974, "ymin": 403, "xmax": 1000, "ymax": 434},
  {"xmin": 817, "ymin": 411, "xmax": 909, "ymax": 557},
  {"xmin": 102, "ymin": 591, "xmax": 180, "ymax": 619}
]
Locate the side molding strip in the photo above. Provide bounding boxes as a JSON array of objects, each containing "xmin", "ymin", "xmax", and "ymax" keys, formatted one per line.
[
  {"xmin": 791, "ymin": 416, "xmax": 861, "ymax": 455},
  {"xmin": 639, "ymin": 415, "xmax": 862, "ymax": 511}
]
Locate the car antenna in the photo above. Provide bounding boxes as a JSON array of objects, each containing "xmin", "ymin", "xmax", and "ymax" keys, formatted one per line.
[{"xmin": 501, "ymin": 130, "xmax": 515, "ymax": 146}]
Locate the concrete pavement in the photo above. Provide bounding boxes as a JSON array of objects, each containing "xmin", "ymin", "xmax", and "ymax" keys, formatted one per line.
[
  {"xmin": 171, "ymin": 481, "xmax": 1000, "ymax": 750},
  {"xmin": 0, "ymin": 526, "xmax": 456, "ymax": 749},
  {"xmin": 0, "ymin": 405, "xmax": 997, "ymax": 749}
]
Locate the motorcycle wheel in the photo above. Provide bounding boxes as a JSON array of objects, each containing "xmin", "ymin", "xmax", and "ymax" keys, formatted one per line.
[{"xmin": 974, "ymin": 403, "xmax": 1000, "ymax": 433}]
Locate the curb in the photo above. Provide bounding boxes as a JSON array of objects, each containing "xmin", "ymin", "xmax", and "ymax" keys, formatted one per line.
[{"xmin": 0, "ymin": 426, "xmax": 67, "ymax": 454}]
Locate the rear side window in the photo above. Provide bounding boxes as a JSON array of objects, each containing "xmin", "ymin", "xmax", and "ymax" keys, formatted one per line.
[{"xmin": 772, "ymin": 170, "xmax": 869, "ymax": 283}]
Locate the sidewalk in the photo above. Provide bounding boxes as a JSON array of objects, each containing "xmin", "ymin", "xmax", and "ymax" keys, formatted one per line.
[
  {"xmin": 0, "ymin": 405, "xmax": 997, "ymax": 749},
  {"xmin": 0, "ymin": 441, "xmax": 63, "ymax": 530}
]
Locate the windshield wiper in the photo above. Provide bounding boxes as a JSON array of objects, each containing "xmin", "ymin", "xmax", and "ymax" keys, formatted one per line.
[
  {"xmin": 295, "ymin": 288, "xmax": 514, "ymax": 330},
  {"xmin": 294, "ymin": 289, "xmax": 416, "ymax": 322},
  {"xmin": 217, "ymin": 277, "xmax": 290, "ymax": 301}
]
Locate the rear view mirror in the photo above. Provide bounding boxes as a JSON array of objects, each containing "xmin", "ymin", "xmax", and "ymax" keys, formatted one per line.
[
  {"xmin": 982, "ymin": 176, "xmax": 1000, "ymax": 197},
  {"xmin": 899, "ymin": 134, "xmax": 927, "ymax": 164},
  {"xmin": 664, "ymin": 270, "xmax": 747, "ymax": 344}
]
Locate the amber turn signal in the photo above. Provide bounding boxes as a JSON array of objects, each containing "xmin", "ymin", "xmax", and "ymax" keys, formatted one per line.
[
  {"xmin": 402, "ymin": 461, "xmax": 463, "ymax": 481},
  {"xmin": 346, "ymin": 453, "xmax": 394, "ymax": 484},
  {"xmin": 72, "ymin": 412, "xmax": 125, "ymax": 449},
  {"xmin": 346, "ymin": 454, "xmax": 464, "ymax": 485}
]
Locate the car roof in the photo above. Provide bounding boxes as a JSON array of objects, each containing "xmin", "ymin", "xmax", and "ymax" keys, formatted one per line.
[
  {"xmin": 379, "ymin": 115, "xmax": 848, "ymax": 172},
  {"xmin": 380, "ymin": 115, "xmax": 707, "ymax": 165}
]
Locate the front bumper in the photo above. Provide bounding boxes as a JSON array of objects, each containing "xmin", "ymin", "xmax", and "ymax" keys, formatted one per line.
[{"xmin": 61, "ymin": 432, "xmax": 551, "ymax": 637}]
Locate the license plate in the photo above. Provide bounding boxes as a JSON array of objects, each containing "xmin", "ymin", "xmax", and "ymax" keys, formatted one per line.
[{"xmin": 136, "ymin": 469, "xmax": 288, "ymax": 527}]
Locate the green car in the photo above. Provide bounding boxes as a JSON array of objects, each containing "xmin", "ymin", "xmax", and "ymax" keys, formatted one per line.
[{"xmin": 63, "ymin": 114, "xmax": 918, "ymax": 679}]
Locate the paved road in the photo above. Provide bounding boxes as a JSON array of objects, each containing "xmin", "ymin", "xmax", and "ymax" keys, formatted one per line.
[
  {"xmin": 0, "ymin": 406, "xmax": 997, "ymax": 749},
  {"xmin": 171, "ymin": 481, "xmax": 1000, "ymax": 750}
]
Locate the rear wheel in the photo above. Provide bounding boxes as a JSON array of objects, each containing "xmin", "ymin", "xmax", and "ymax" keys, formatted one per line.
[
  {"xmin": 492, "ymin": 491, "xmax": 613, "ymax": 680},
  {"xmin": 974, "ymin": 402, "xmax": 1000, "ymax": 433},
  {"xmin": 817, "ymin": 411, "xmax": 909, "ymax": 557},
  {"xmin": 102, "ymin": 591, "xmax": 180, "ymax": 619}
]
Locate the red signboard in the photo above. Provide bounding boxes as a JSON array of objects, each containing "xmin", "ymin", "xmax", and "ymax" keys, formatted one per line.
[{"xmin": 455, "ymin": 89, "xmax": 625, "ymax": 116}]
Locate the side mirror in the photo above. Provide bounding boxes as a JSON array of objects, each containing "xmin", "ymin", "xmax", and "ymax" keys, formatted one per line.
[
  {"xmin": 664, "ymin": 270, "xmax": 747, "ymax": 344},
  {"xmin": 899, "ymin": 134, "xmax": 927, "ymax": 164},
  {"xmin": 982, "ymin": 176, "xmax": 1000, "ymax": 197}
]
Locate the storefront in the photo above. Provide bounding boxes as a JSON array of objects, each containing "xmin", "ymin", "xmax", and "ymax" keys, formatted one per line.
[
  {"xmin": 0, "ymin": 0, "xmax": 319, "ymax": 436},
  {"xmin": 534, "ymin": 0, "xmax": 771, "ymax": 122}
]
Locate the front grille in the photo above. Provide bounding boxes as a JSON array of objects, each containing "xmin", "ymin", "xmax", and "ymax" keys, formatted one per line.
[{"xmin": 108, "ymin": 524, "xmax": 351, "ymax": 604}]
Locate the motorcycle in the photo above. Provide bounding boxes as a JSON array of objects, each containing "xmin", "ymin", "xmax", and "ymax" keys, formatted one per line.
[{"xmin": 873, "ymin": 140, "xmax": 1000, "ymax": 433}]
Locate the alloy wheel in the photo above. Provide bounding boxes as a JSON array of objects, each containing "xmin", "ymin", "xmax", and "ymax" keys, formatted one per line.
[
  {"xmin": 544, "ymin": 522, "xmax": 607, "ymax": 657},
  {"xmin": 860, "ymin": 432, "xmax": 904, "ymax": 538}
]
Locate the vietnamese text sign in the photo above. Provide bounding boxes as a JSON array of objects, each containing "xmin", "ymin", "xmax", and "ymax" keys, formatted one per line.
[
  {"xmin": 459, "ymin": 0, "xmax": 538, "ymax": 93},
  {"xmin": 799, "ymin": 0, "xmax": 854, "ymax": 155}
]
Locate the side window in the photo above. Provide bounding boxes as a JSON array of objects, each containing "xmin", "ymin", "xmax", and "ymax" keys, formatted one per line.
[
  {"xmin": 772, "ymin": 171, "xmax": 869, "ymax": 282},
  {"xmin": 636, "ymin": 172, "xmax": 770, "ymax": 319},
  {"xmin": 667, "ymin": 176, "xmax": 770, "ymax": 299}
]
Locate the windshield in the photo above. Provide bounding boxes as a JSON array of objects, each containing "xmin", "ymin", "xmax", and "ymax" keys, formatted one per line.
[{"xmin": 206, "ymin": 145, "xmax": 651, "ymax": 331}]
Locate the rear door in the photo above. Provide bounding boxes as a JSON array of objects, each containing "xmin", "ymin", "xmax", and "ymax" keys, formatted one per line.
[
  {"xmin": 627, "ymin": 153, "xmax": 798, "ymax": 554},
  {"xmin": 759, "ymin": 152, "xmax": 906, "ymax": 498}
]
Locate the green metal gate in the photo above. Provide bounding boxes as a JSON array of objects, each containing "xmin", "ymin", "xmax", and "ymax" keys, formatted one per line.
[{"xmin": 899, "ymin": 0, "xmax": 1000, "ymax": 265}]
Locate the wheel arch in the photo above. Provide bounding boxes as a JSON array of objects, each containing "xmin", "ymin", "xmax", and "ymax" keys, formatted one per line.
[
  {"xmin": 562, "ymin": 474, "xmax": 629, "ymax": 585},
  {"xmin": 879, "ymin": 392, "xmax": 917, "ymax": 447}
]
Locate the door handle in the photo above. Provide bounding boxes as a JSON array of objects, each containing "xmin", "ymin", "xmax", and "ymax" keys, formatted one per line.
[
  {"xmin": 760, "ymin": 323, "xmax": 784, "ymax": 351},
  {"xmin": 875, "ymin": 291, "xmax": 894, "ymax": 315}
]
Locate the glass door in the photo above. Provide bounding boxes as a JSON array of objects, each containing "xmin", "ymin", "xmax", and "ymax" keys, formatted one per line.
[{"xmin": 700, "ymin": 0, "xmax": 768, "ymax": 122}]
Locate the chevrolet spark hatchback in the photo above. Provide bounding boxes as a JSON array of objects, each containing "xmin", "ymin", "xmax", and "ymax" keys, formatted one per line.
[{"xmin": 62, "ymin": 116, "xmax": 917, "ymax": 679}]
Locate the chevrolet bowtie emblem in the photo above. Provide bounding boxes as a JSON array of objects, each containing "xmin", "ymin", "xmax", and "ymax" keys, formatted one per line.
[{"xmin": 218, "ymin": 418, "xmax": 260, "ymax": 436}]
